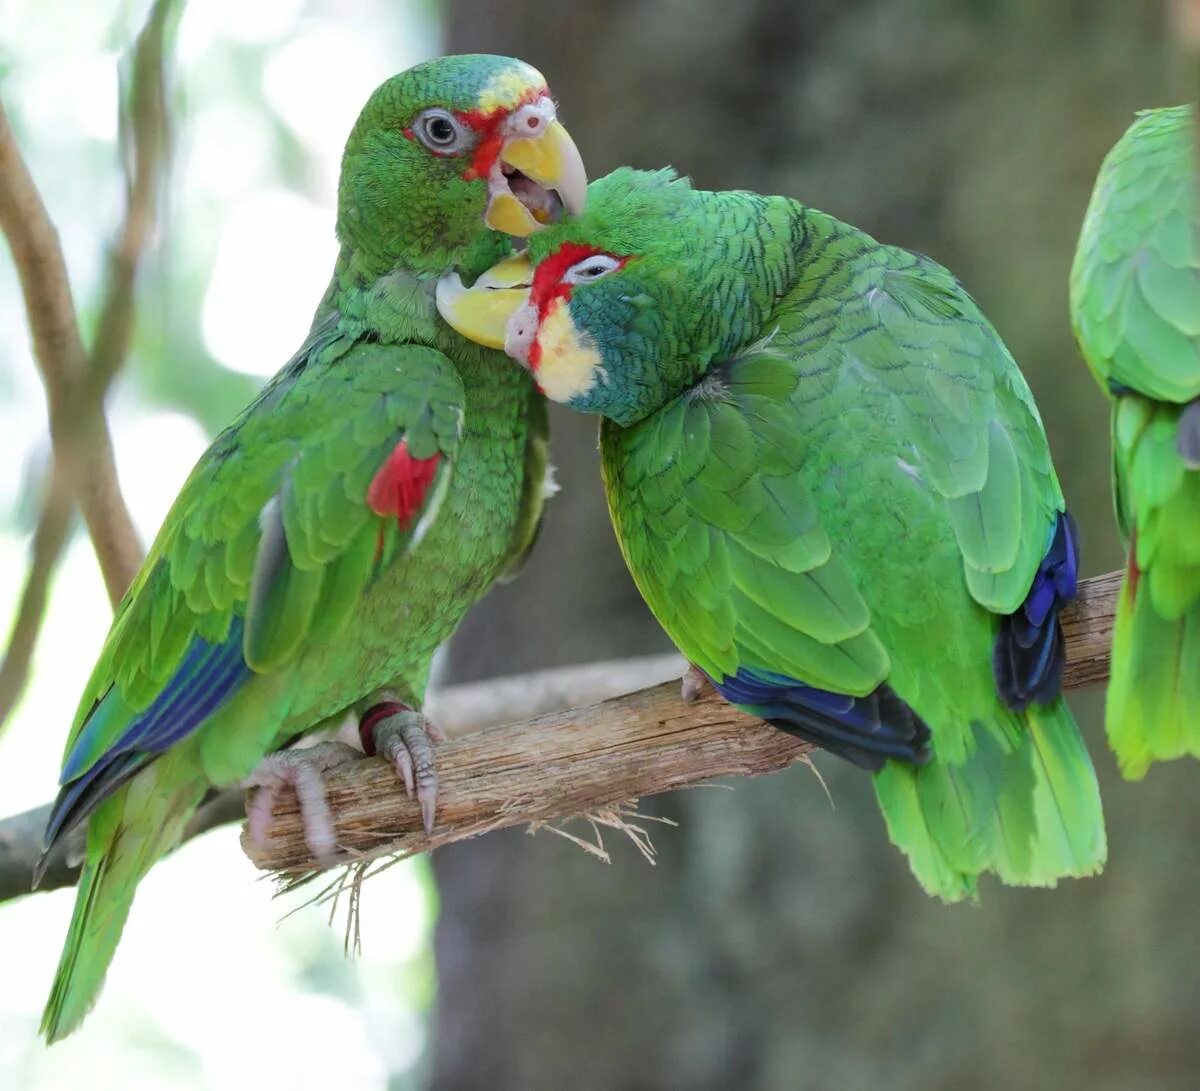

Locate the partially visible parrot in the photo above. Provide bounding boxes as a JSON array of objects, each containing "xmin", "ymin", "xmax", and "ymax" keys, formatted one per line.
[
  {"xmin": 440, "ymin": 168, "xmax": 1107, "ymax": 901},
  {"xmin": 1070, "ymin": 105, "xmax": 1200, "ymax": 778},
  {"xmin": 36, "ymin": 54, "xmax": 586, "ymax": 1041}
]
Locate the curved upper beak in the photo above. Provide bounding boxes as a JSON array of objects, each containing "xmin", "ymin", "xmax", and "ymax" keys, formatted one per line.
[
  {"xmin": 485, "ymin": 120, "xmax": 588, "ymax": 237},
  {"xmin": 436, "ymin": 254, "xmax": 534, "ymax": 350}
]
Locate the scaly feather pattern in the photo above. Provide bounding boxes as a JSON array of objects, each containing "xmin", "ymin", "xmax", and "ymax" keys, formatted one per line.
[
  {"xmin": 1070, "ymin": 105, "xmax": 1200, "ymax": 776},
  {"xmin": 518, "ymin": 169, "xmax": 1105, "ymax": 900},
  {"xmin": 41, "ymin": 55, "xmax": 559, "ymax": 1041}
]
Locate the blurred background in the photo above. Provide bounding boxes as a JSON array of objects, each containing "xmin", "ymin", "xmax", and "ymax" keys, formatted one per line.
[{"xmin": 0, "ymin": 1, "xmax": 1195, "ymax": 1088}]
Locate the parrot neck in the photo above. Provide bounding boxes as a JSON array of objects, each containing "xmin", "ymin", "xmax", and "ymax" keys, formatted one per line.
[
  {"xmin": 316, "ymin": 245, "xmax": 513, "ymax": 368},
  {"xmin": 617, "ymin": 194, "xmax": 807, "ymax": 421}
]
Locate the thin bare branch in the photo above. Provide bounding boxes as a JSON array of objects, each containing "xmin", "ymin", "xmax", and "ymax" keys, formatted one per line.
[
  {"xmin": 0, "ymin": 460, "xmax": 73, "ymax": 731},
  {"xmin": 0, "ymin": 0, "xmax": 181, "ymax": 731},
  {"xmin": 88, "ymin": 0, "xmax": 178, "ymax": 399},
  {"xmin": 0, "ymin": 0, "xmax": 180, "ymax": 613},
  {"xmin": 0, "ymin": 102, "xmax": 138, "ymax": 606}
]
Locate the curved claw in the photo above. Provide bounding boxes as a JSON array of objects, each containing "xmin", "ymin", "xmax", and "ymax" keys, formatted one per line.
[
  {"xmin": 244, "ymin": 741, "xmax": 361, "ymax": 865},
  {"xmin": 366, "ymin": 705, "xmax": 443, "ymax": 836}
]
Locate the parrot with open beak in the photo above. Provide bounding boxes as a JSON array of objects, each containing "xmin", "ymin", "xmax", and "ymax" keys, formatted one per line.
[{"xmin": 38, "ymin": 54, "xmax": 585, "ymax": 1041}]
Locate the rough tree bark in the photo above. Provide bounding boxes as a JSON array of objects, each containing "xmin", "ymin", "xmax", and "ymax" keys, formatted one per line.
[
  {"xmin": 238, "ymin": 571, "xmax": 1116, "ymax": 874},
  {"xmin": 433, "ymin": 4, "xmax": 1198, "ymax": 1091}
]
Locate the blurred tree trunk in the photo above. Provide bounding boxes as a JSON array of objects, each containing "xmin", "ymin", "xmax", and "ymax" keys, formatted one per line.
[{"xmin": 434, "ymin": 3, "xmax": 1198, "ymax": 1089}]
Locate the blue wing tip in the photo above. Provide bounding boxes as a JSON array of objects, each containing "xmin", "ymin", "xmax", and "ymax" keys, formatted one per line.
[
  {"xmin": 43, "ymin": 618, "xmax": 250, "ymax": 863},
  {"xmin": 995, "ymin": 510, "xmax": 1078, "ymax": 711},
  {"xmin": 713, "ymin": 668, "xmax": 932, "ymax": 770}
]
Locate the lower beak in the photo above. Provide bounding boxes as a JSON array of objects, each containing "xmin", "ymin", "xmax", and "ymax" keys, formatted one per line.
[
  {"xmin": 485, "ymin": 120, "xmax": 588, "ymax": 237},
  {"xmin": 436, "ymin": 254, "xmax": 534, "ymax": 350}
]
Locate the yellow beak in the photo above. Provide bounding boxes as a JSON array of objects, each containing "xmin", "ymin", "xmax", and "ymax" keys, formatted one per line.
[
  {"xmin": 436, "ymin": 254, "xmax": 534, "ymax": 349},
  {"xmin": 485, "ymin": 120, "xmax": 588, "ymax": 237}
]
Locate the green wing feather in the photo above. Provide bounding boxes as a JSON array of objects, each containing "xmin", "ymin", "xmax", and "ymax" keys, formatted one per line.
[
  {"xmin": 41, "ymin": 328, "xmax": 467, "ymax": 1041},
  {"xmin": 604, "ymin": 212, "xmax": 1103, "ymax": 898},
  {"xmin": 496, "ymin": 383, "xmax": 551, "ymax": 583},
  {"xmin": 62, "ymin": 330, "xmax": 465, "ymax": 773},
  {"xmin": 1070, "ymin": 105, "xmax": 1200, "ymax": 776}
]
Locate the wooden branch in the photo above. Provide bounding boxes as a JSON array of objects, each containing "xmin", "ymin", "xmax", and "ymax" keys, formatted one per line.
[
  {"xmin": 88, "ymin": 0, "xmax": 177, "ymax": 399},
  {"xmin": 0, "ymin": 460, "xmax": 73, "ymax": 731},
  {"xmin": 0, "ymin": 572, "xmax": 1119, "ymax": 901},
  {"xmin": 0, "ymin": 654, "xmax": 686, "ymax": 903},
  {"xmin": 0, "ymin": 786, "xmax": 245, "ymax": 904},
  {"xmin": 244, "ymin": 569, "xmax": 1120, "ymax": 876},
  {"xmin": 0, "ymin": 103, "xmax": 139, "ymax": 606},
  {"xmin": 0, "ymin": 0, "xmax": 180, "ymax": 728},
  {"xmin": 0, "ymin": 0, "xmax": 179, "ymax": 608}
]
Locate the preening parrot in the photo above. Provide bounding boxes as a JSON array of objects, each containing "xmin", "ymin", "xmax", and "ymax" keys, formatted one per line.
[
  {"xmin": 37, "ymin": 54, "xmax": 586, "ymax": 1041},
  {"xmin": 1070, "ymin": 105, "xmax": 1200, "ymax": 778},
  {"xmin": 440, "ymin": 167, "xmax": 1107, "ymax": 902}
]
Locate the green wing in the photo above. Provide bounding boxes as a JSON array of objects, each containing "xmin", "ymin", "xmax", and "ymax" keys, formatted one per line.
[
  {"xmin": 1070, "ymin": 105, "xmax": 1200, "ymax": 404},
  {"xmin": 496, "ymin": 384, "xmax": 551, "ymax": 583},
  {"xmin": 1070, "ymin": 105, "xmax": 1200, "ymax": 775},
  {"xmin": 604, "ymin": 231, "xmax": 1061, "ymax": 749},
  {"xmin": 60, "ymin": 323, "xmax": 465, "ymax": 772},
  {"xmin": 603, "ymin": 221, "xmax": 1102, "ymax": 897}
]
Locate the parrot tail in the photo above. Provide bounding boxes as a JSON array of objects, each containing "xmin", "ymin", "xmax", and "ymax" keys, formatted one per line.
[
  {"xmin": 1105, "ymin": 400, "xmax": 1200, "ymax": 777},
  {"xmin": 1105, "ymin": 548, "xmax": 1200, "ymax": 779},
  {"xmin": 873, "ymin": 697, "xmax": 1106, "ymax": 902},
  {"xmin": 40, "ymin": 774, "xmax": 204, "ymax": 1043}
]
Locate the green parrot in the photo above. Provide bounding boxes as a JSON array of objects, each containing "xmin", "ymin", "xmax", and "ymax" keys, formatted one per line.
[
  {"xmin": 441, "ymin": 168, "xmax": 1107, "ymax": 902},
  {"xmin": 1070, "ymin": 105, "xmax": 1200, "ymax": 778},
  {"xmin": 36, "ymin": 54, "xmax": 586, "ymax": 1042}
]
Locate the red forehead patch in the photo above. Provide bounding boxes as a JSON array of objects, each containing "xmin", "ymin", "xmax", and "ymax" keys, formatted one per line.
[
  {"xmin": 526, "ymin": 244, "xmax": 630, "ymax": 375},
  {"xmin": 530, "ymin": 243, "xmax": 611, "ymax": 316},
  {"xmin": 457, "ymin": 85, "xmax": 548, "ymax": 182}
]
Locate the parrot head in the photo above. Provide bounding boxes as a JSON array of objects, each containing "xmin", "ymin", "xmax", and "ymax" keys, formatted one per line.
[
  {"xmin": 337, "ymin": 54, "xmax": 587, "ymax": 279},
  {"xmin": 437, "ymin": 168, "xmax": 778, "ymax": 424}
]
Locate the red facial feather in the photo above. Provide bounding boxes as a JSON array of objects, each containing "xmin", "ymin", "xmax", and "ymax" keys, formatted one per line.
[
  {"xmin": 457, "ymin": 85, "xmax": 547, "ymax": 181},
  {"xmin": 526, "ymin": 244, "xmax": 630, "ymax": 371},
  {"xmin": 367, "ymin": 440, "xmax": 442, "ymax": 529}
]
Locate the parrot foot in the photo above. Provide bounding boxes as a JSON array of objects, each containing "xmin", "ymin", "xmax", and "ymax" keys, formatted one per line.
[
  {"xmin": 244, "ymin": 741, "xmax": 361, "ymax": 865},
  {"xmin": 680, "ymin": 664, "xmax": 712, "ymax": 704},
  {"xmin": 360, "ymin": 698, "xmax": 447, "ymax": 836}
]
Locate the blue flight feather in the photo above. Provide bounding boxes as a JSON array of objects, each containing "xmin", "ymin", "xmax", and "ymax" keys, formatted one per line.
[
  {"xmin": 712, "ymin": 666, "xmax": 932, "ymax": 770},
  {"xmin": 44, "ymin": 618, "xmax": 251, "ymax": 853},
  {"xmin": 993, "ymin": 511, "xmax": 1078, "ymax": 710}
]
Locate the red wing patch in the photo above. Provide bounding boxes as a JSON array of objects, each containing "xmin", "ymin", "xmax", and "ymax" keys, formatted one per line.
[{"xmin": 367, "ymin": 440, "xmax": 443, "ymax": 529}]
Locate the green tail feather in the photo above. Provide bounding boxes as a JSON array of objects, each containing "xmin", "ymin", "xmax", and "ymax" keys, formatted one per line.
[
  {"xmin": 41, "ymin": 778, "xmax": 202, "ymax": 1042},
  {"xmin": 41, "ymin": 851, "xmax": 121, "ymax": 1043},
  {"xmin": 1107, "ymin": 574, "xmax": 1200, "ymax": 779},
  {"xmin": 874, "ymin": 699, "xmax": 1106, "ymax": 902},
  {"xmin": 1107, "ymin": 399, "xmax": 1200, "ymax": 778}
]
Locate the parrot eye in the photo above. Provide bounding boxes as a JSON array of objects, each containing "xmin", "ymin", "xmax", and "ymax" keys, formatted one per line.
[
  {"xmin": 414, "ymin": 108, "xmax": 471, "ymax": 154},
  {"xmin": 564, "ymin": 255, "xmax": 622, "ymax": 284}
]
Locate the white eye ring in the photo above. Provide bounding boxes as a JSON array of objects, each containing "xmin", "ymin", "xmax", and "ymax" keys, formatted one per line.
[
  {"xmin": 413, "ymin": 108, "xmax": 471, "ymax": 154},
  {"xmin": 564, "ymin": 255, "xmax": 622, "ymax": 284}
]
